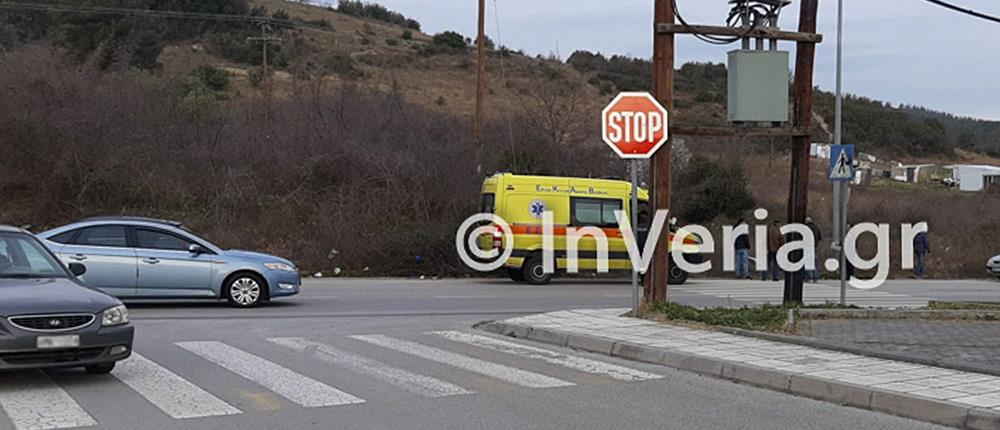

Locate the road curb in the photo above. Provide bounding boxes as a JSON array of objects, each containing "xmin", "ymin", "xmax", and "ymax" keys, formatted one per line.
[{"xmin": 477, "ymin": 320, "xmax": 1000, "ymax": 430}]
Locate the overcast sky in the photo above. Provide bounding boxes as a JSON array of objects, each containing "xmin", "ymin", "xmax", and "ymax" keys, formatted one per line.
[{"xmin": 350, "ymin": 1, "xmax": 1000, "ymax": 120}]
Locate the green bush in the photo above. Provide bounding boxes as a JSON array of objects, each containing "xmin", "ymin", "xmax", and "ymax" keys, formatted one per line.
[
  {"xmin": 247, "ymin": 66, "xmax": 264, "ymax": 87},
  {"xmin": 322, "ymin": 54, "xmax": 363, "ymax": 78},
  {"xmin": 473, "ymin": 35, "xmax": 495, "ymax": 49},
  {"xmin": 193, "ymin": 65, "xmax": 231, "ymax": 92},
  {"xmin": 645, "ymin": 302, "xmax": 857, "ymax": 332},
  {"xmin": 385, "ymin": 38, "xmax": 399, "ymax": 46},
  {"xmin": 674, "ymin": 155, "xmax": 755, "ymax": 224},
  {"xmin": 401, "ymin": 30, "xmax": 412, "ymax": 40},
  {"xmin": 431, "ymin": 31, "xmax": 466, "ymax": 50},
  {"xmin": 179, "ymin": 87, "xmax": 223, "ymax": 122},
  {"xmin": 337, "ymin": 0, "xmax": 421, "ymax": 30}
]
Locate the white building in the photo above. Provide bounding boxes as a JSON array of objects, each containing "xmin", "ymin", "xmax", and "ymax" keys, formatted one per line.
[{"xmin": 953, "ymin": 165, "xmax": 1000, "ymax": 192}]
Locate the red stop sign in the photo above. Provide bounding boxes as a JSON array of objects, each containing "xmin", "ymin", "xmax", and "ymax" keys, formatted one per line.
[{"xmin": 601, "ymin": 92, "xmax": 669, "ymax": 159}]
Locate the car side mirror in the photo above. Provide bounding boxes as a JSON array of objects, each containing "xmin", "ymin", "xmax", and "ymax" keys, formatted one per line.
[
  {"xmin": 188, "ymin": 244, "xmax": 206, "ymax": 254},
  {"xmin": 68, "ymin": 262, "xmax": 87, "ymax": 277}
]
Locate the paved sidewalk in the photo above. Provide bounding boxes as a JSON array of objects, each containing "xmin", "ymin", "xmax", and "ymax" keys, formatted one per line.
[
  {"xmin": 481, "ymin": 309, "xmax": 1000, "ymax": 430},
  {"xmin": 804, "ymin": 319, "xmax": 1000, "ymax": 374}
]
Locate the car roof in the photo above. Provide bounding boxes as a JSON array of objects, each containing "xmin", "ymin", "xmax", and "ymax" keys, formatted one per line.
[
  {"xmin": 0, "ymin": 225, "xmax": 25, "ymax": 233},
  {"xmin": 78, "ymin": 216, "xmax": 185, "ymax": 229}
]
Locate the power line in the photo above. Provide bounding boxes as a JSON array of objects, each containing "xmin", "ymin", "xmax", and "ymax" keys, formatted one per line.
[
  {"xmin": 921, "ymin": 0, "xmax": 1000, "ymax": 24},
  {"xmin": 0, "ymin": 1, "xmax": 323, "ymax": 29}
]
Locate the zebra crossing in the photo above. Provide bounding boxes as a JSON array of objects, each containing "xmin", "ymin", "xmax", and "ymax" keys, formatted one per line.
[
  {"xmin": 0, "ymin": 331, "xmax": 662, "ymax": 430},
  {"xmin": 673, "ymin": 281, "xmax": 929, "ymax": 308}
]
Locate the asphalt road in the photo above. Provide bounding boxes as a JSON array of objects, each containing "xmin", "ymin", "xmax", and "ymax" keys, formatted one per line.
[{"xmin": 4, "ymin": 277, "xmax": 990, "ymax": 430}]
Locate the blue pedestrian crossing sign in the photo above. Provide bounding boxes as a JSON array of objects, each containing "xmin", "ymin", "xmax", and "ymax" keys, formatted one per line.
[{"xmin": 829, "ymin": 144, "xmax": 855, "ymax": 182}]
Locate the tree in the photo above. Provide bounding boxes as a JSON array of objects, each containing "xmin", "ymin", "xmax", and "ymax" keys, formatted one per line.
[
  {"xmin": 675, "ymin": 156, "xmax": 755, "ymax": 224},
  {"xmin": 432, "ymin": 31, "xmax": 467, "ymax": 50}
]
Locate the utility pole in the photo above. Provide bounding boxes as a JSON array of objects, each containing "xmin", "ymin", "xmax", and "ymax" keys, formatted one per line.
[
  {"xmin": 646, "ymin": 0, "xmax": 675, "ymax": 305},
  {"xmin": 783, "ymin": 0, "xmax": 820, "ymax": 304},
  {"xmin": 247, "ymin": 23, "xmax": 282, "ymax": 81},
  {"xmin": 475, "ymin": 0, "xmax": 486, "ymax": 175}
]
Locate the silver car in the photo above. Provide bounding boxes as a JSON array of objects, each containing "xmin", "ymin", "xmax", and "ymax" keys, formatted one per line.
[
  {"xmin": 38, "ymin": 217, "xmax": 300, "ymax": 307},
  {"xmin": 989, "ymin": 255, "xmax": 1000, "ymax": 280}
]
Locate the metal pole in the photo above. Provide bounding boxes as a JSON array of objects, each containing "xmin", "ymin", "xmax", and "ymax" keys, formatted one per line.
[
  {"xmin": 835, "ymin": 0, "xmax": 846, "ymax": 305},
  {"xmin": 631, "ymin": 160, "xmax": 640, "ymax": 315},
  {"xmin": 833, "ymin": 181, "xmax": 842, "ymax": 304},
  {"xmin": 840, "ymin": 185, "xmax": 850, "ymax": 299}
]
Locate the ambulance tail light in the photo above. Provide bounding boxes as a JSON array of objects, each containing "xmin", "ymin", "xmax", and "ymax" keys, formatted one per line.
[{"xmin": 492, "ymin": 226, "xmax": 504, "ymax": 249}]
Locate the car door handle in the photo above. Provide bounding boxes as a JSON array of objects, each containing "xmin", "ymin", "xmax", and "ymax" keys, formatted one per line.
[
  {"xmin": 142, "ymin": 257, "xmax": 160, "ymax": 265},
  {"xmin": 69, "ymin": 254, "xmax": 87, "ymax": 261}
]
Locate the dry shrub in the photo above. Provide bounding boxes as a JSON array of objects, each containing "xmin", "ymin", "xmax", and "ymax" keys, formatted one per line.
[{"xmin": 0, "ymin": 47, "xmax": 623, "ymax": 275}]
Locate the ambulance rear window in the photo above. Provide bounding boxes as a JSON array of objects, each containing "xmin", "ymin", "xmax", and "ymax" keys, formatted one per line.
[
  {"xmin": 571, "ymin": 197, "xmax": 622, "ymax": 227},
  {"xmin": 481, "ymin": 193, "xmax": 495, "ymax": 213}
]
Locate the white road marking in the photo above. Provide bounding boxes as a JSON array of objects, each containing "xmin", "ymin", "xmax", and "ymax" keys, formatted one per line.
[
  {"xmin": 268, "ymin": 337, "xmax": 471, "ymax": 398},
  {"xmin": 431, "ymin": 331, "xmax": 662, "ymax": 382},
  {"xmin": 0, "ymin": 372, "xmax": 96, "ymax": 430},
  {"xmin": 175, "ymin": 341, "xmax": 365, "ymax": 407},
  {"xmin": 113, "ymin": 354, "xmax": 242, "ymax": 419},
  {"xmin": 350, "ymin": 334, "xmax": 574, "ymax": 389}
]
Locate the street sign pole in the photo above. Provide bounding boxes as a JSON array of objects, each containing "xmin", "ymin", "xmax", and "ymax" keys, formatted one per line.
[
  {"xmin": 631, "ymin": 159, "xmax": 640, "ymax": 315},
  {"xmin": 832, "ymin": 180, "xmax": 842, "ymax": 304},
  {"xmin": 840, "ymin": 184, "xmax": 850, "ymax": 302},
  {"xmin": 835, "ymin": 0, "xmax": 846, "ymax": 306},
  {"xmin": 829, "ymin": 144, "xmax": 854, "ymax": 305},
  {"xmin": 601, "ymin": 92, "xmax": 669, "ymax": 314}
]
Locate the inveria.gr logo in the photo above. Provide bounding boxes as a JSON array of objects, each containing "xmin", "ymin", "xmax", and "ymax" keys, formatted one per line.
[{"xmin": 456, "ymin": 208, "xmax": 928, "ymax": 290}]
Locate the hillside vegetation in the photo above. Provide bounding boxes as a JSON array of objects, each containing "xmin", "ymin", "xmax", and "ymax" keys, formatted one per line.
[{"xmin": 0, "ymin": 0, "xmax": 997, "ymax": 278}]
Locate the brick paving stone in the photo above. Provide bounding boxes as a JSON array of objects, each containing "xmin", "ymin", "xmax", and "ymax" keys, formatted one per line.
[{"xmin": 805, "ymin": 319, "xmax": 1000, "ymax": 373}]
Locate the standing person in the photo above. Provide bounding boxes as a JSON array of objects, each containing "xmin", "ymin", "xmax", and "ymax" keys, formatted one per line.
[
  {"xmin": 805, "ymin": 217, "xmax": 823, "ymax": 283},
  {"xmin": 914, "ymin": 230, "xmax": 930, "ymax": 278},
  {"xmin": 763, "ymin": 220, "xmax": 783, "ymax": 282},
  {"xmin": 734, "ymin": 218, "xmax": 751, "ymax": 280}
]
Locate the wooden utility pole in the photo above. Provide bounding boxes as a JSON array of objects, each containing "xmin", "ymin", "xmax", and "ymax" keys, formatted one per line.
[
  {"xmin": 783, "ymin": 0, "xmax": 820, "ymax": 304},
  {"xmin": 652, "ymin": 1, "xmax": 822, "ymax": 306},
  {"xmin": 474, "ymin": 0, "xmax": 486, "ymax": 174},
  {"xmin": 247, "ymin": 23, "xmax": 282, "ymax": 80},
  {"xmin": 646, "ymin": 0, "xmax": 675, "ymax": 305}
]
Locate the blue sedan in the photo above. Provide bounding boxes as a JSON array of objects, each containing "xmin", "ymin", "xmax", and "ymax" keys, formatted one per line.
[{"xmin": 38, "ymin": 217, "xmax": 300, "ymax": 308}]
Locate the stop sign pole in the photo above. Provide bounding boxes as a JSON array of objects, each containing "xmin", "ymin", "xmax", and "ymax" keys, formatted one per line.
[{"xmin": 602, "ymin": 92, "xmax": 669, "ymax": 314}]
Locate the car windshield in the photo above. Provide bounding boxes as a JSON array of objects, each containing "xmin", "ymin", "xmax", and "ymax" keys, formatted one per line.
[{"xmin": 0, "ymin": 232, "xmax": 68, "ymax": 279}]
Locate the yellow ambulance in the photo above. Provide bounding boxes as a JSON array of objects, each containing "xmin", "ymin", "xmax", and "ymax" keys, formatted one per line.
[{"xmin": 479, "ymin": 173, "xmax": 698, "ymax": 285}]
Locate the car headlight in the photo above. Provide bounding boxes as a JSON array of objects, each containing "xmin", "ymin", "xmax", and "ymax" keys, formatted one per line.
[
  {"xmin": 102, "ymin": 305, "xmax": 129, "ymax": 327},
  {"xmin": 264, "ymin": 262, "xmax": 296, "ymax": 272}
]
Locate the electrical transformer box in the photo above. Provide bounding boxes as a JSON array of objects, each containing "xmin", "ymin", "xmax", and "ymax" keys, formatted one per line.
[{"xmin": 727, "ymin": 50, "xmax": 790, "ymax": 123}]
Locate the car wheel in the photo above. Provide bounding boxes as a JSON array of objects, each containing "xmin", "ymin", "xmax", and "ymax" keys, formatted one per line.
[
  {"xmin": 521, "ymin": 255, "xmax": 553, "ymax": 285},
  {"xmin": 226, "ymin": 274, "xmax": 266, "ymax": 308},
  {"xmin": 85, "ymin": 363, "xmax": 116, "ymax": 374},
  {"xmin": 668, "ymin": 264, "xmax": 689, "ymax": 285},
  {"xmin": 507, "ymin": 267, "xmax": 525, "ymax": 282}
]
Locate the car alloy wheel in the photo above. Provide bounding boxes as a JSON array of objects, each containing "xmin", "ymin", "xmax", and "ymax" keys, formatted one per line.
[{"xmin": 229, "ymin": 277, "xmax": 262, "ymax": 307}]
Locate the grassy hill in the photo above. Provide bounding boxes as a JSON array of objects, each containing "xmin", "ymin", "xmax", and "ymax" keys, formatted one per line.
[
  {"xmin": 1, "ymin": 0, "xmax": 998, "ymax": 278},
  {"xmin": 5, "ymin": 0, "xmax": 997, "ymax": 159}
]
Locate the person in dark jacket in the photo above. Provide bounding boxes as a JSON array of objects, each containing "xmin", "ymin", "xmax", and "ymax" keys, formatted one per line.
[
  {"xmin": 734, "ymin": 218, "xmax": 751, "ymax": 280},
  {"xmin": 914, "ymin": 230, "xmax": 930, "ymax": 278},
  {"xmin": 763, "ymin": 220, "xmax": 783, "ymax": 281},
  {"xmin": 805, "ymin": 217, "xmax": 823, "ymax": 283}
]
